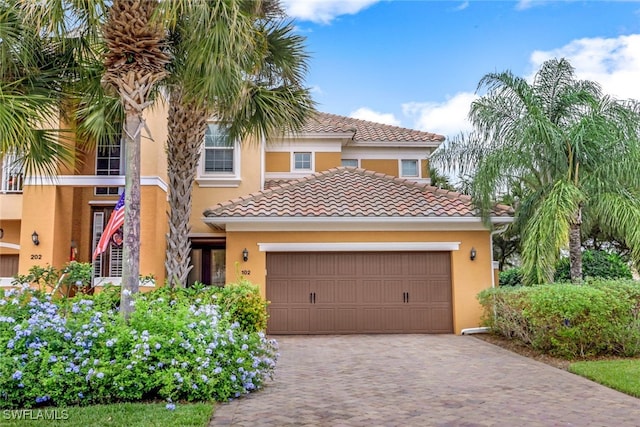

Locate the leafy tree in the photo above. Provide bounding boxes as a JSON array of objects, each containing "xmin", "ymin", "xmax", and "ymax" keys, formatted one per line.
[
  {"xmin": 433, "ymin": 58, "xmax": 640, "ymax": 285},
  {"xmin": 554, "ymin": 249, "xmax": 632, "ymax": 282}
]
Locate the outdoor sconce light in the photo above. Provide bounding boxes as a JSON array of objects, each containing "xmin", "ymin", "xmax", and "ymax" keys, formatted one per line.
[
  {"xmin": 470, "ymin": 247, "xmax": 477, "ymax": 261},
  {"xmin": 0, "ymin": 228, "xmax": 3, "ymax": 239},
  {"xmin": 31, "ymin": 231, "xmax": 40, "ymax": 246},
  {"xmin": 242, "ymin": 248, "xmax": 249, "ymax": 262}
]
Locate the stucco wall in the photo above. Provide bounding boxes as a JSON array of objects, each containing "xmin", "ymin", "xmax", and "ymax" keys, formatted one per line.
[
  {"xmin": 360, "ymin": 159, "xmax": 397, "ymax": 177},
  {"xmin": 224, "ymin": 229, "xmax": 494, "ymax": 334},
  {"xmin": 314, "ymin": 152, "xmax": 341, "ymax": 172},
  {"xmin": 265, "ymin": 152, "xmax": 289, "ymax": 172}
]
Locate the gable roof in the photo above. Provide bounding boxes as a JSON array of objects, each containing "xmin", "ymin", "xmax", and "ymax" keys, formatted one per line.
[
  {"xmin": 299, "ymin": 112, "xmax": 445, "ymax": 143},
  {"xmin": 203, "ymin": 168, "xmax": 512, "ymax": 223}
]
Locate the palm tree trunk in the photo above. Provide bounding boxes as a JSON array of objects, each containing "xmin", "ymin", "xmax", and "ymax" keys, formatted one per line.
[
  {"xmin": 165, "ymin": 88, "xmax": 208, "ymax": 288},
  {"xmin": 569, "ymin": 208, "xmax": 583, "ymax": 283},
  {"xmin": 102, "ymin": 0, "xmax": 169, "ymax": 318},
  {"xmin": 121, "ymin": 112, "xmax": 141, "ymax": 317}
]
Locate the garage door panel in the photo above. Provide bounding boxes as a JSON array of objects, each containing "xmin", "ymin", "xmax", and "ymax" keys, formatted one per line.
[
  {"xmin": 430, "ymin": 307, "xmax": 453, "ymax": 332},
  {"xmin": 315, "ymin": 280, "xmax": 335, "ymax": 303},
  {"xmin": 288, "ymin": 308, "xmax": 311, "ymax": 333},
  {"xmin": 360, "ymin": 308, "xmax": 385, "ymax": 332},
  {"xmin": 362, "ymin": 279, "xmax": 385, "ymax": 303},
  {"xmin": 313, "ymin": 308, "xmax": 335, "ymax": 333},
  {"xmin": 266, "ymin": 279, "xmax": 289, "ymax": 303},
  {"xmin": 336, "ymin": 254, "xmax": 359, "ymax": 275},
  {"xmin": 267, "ymin": 252, "xmax": 452, "ymax": 334},
  {"xmin": 336, "ymin": 280, "xmax": 358, "ymax": 303},
  {"xmin": 266, "ymin": 308, "xmax": 289, "ymax": 333},
  {"xmin": 429, "ymin": 279, "xmax": 452, "ymax": 303},
  {"xmin": 406, "ymin": 280, "xmax": 428, "ymax": 302},
  {"xmin": 287, "ymin": 280, "xmax": 311, "ymax": 303},
  {"xmin": 384, "ymin": 279, "xmax": 404, "ymax": 302},
  {"xmin": 361, "ymin": 253, "xmax": 382, "ymax": 275},
  {"xmin": 381, "ymin": 253, "xmax": 404, "ymax": 275},
  {"xmin": 383, "ymin": 307, "xmax": 406, "ymax": 332},
  {"xmin": 315, "ymin": 254, "xmax": 337, "ymax": 276},
  {"xmin": 335, "ymin": 308, "xmax": 358, "ymax": 333}
]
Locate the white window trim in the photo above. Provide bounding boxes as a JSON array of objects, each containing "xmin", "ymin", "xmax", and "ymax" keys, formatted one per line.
[
  {"xmin": 94, "ymin": 138, "xmax": 124, "ymax": 196},
  {"xmin": 196, "ymin": 137, "xmax": 242, "ymax": 188},
  {"xmin": 341, "ymin": 158, "xmax": 360, "ymax": 167},
  {"xmin": 399, "ymin": 159, "xmax": 420, "ymax": 178},
  {"xmin": 291, "ymin": 152, "xmax": 314, "ymax": 171}
]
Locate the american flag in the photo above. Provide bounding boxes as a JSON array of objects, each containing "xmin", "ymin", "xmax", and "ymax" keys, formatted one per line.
[{"xmin": 92, "ymin": 192, "xmax": 125, "ymax": 260}]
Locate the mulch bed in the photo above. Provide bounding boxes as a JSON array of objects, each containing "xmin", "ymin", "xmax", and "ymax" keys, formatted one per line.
[{"xmin": 472, "ymin": 333, "xmax": 571, "ymax": 370}]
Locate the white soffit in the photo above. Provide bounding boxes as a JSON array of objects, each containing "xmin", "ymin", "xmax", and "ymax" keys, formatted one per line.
[{"xmin": 258, "ymin": 242, "xmax": 461, "ymax": 252}]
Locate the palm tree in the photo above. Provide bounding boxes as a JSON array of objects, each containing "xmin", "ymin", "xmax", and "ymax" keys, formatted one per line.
[
  {"xmin": 20, "ymin": 0, "xmax": 167, "ymax": 318},
  {"xmin": 0, "ymin": 2, "xmax": 77, "ymax": 177},
  {"xmin": 163, "ymin": 0, "xmax": 315, "ymax": 287},
  {"xmin": 433, "ymin": 58, "xmax": 640, "ymax": 285}
]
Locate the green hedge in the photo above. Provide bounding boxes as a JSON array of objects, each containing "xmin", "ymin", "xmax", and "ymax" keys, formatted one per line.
[{"xmin": 478, "ymin": 279, "xmax": 640, "ymax": 359}]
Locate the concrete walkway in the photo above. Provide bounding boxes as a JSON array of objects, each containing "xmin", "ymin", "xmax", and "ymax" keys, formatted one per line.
[{"xmin": 210, "ymin": 335, "xmax": 640, "ymax": 426}]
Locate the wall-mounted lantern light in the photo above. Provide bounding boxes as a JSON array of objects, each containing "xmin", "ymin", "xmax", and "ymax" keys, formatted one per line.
[
  {"xmin": 242, "ymin": 248, "xmax": 249, "ymax": 262},
  {"xmin": 32, "ymin": 231, "xmax": 40, "ymax": 246},
  {"xmin": 0, "ymin": 228, "xmax": 3, "ymax": 239},
  {"xmin": 470, "ymin": 247, "xmax": 477, "ymax": 261}
]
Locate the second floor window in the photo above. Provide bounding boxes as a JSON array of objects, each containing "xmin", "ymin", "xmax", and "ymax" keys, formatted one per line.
[
  {"xmin": 401, "ymin": 159, "xmax": 419, "ymax": 177},
  {"xmin": 204, "ymin": 124, "xmax": 234, "ymax": 173},
  {"xmin": 341, "ymin": 159, "xmax": 359, "ymax": 167},
  {"xmin": 96, "ymin": 139, "xmax": 123, "ymax": 195},
  {"xmin": 293, "ymin": 152, "xmax": 312, "ymax": 170}
]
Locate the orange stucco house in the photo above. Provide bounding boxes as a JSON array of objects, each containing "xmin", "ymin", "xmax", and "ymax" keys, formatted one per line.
[{"xmin": 0, "ymin": 106, "xmax": 512, "ymax": 334}]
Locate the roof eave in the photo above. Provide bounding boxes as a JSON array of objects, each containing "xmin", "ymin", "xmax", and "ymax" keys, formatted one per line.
[{"xmin": 202, "ymin": 215, "xmax": 513, "ymax": 231}]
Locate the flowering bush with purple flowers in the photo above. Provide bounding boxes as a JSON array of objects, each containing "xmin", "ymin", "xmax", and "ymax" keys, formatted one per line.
[{"xmin": 0, "ymin": 284, "xmax": 278, "ymax": 409}]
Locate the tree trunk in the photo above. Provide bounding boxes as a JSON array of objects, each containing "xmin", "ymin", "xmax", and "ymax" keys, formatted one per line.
[
  {"xmin": 569, "ymin": 208, "xmax": 583, "ymax": 283},
  {"xmin": 101, "ymin": 0, "xmax": 169, "ymax": 318},
  {"xmin": 165, "ymin": 88, "xmax": 208, "ymax": 288},
  {"xmin": 121, "ymin": 111, "xmax": 141, "ymax": 319}
]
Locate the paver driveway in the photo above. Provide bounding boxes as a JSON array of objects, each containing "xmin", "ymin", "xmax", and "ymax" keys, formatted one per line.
[{"xmin": 210, "ymin": 335, "xmax": 640, "ymax": 426}]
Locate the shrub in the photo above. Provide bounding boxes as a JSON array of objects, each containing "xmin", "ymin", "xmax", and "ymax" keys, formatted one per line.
[
  {"xmin": 554, "ymin": 249, "xmax": 632, "ymax": 282},
  {"xmin": 498, "ymin": 268, "xmax": 523, "ymax": 287},
  {"xmin": 214, "ymin": 279, "xmax": 269, "ymax": 333},
  {"xmin": 478, "ymin": 280, "xmax": 640, "ymax": 359},
  {"xmin": 0, "ymin": 284, "xmax": 278, "ymax": 409}
]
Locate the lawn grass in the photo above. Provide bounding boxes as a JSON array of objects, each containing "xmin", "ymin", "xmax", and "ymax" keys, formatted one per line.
[
  {"xmin": 569, "ymin": 359, "xmax": 640, "ymax": 398},
  {"xmin": 0, "ymin": 402, "xmax": 215, "ymax": 427}
]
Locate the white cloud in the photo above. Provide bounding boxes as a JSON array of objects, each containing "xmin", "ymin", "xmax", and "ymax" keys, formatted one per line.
[
  {"xmin": 282, "ymin": 0, "xmax": 380, "ymax": 24},
  {"xmin": 454, "ymin": 1, "xmax": 469, "ymax": 11},
  {"xmin": 515, "ymin": 0, "xmax": 548, "ymax": 11},
  {"xmin": 349, "ymin": 108, "xmax": 401, "ymax": 126},
  {"xmin": 529, "ymin": 34, "xmax": 640, "ymax": 101},
  {"xmin": 402, "ymin": 92, "xmax": 478, "ymax": 139}
]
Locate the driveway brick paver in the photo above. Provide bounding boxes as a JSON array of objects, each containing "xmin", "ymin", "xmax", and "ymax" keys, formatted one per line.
[{"xmin": 209, "ymin": 335, "xmax": 640, "ymax": 426}]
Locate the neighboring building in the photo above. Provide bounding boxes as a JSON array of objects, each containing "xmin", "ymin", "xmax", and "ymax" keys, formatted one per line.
[{"xmin": 0, "ymin": 108, "xmax": 512, "ymax": 334}]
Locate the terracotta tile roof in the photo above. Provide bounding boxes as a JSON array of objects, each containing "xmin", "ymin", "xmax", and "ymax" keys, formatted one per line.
[
  {"xmin": 204, "ymin": 168, "xmax": 513, "ymax": 219},
  {"xmin": 300, "ymin": 112, "xmax": 445, "ymax": 143}
]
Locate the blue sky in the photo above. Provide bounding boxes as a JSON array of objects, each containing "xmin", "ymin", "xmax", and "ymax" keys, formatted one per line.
[{"xmin": 282, "ymin": 0, "xmax": 640, "ymax": 139}]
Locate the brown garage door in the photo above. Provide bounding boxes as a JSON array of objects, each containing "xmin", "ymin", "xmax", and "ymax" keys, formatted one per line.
[{"xmin": 266, "ymin": 252, "xmax": 452, "ymax": 334}]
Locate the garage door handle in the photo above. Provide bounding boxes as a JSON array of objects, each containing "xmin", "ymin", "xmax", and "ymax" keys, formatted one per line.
[
  {"xmin": 406, "ymin": 292, "xmax": 409, "ymax": 303},
  {"xmin": 310, "ymin": 292, "xmax": 313, "ymax": 303},
  {"xmin": 402, "ymin": 292, "xmax": 406, "ymax": 303}
]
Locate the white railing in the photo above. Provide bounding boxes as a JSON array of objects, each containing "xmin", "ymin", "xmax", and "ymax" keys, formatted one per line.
[{"xmin": 1, "ymin": 154, "xmax": 23, "ymax": 193}]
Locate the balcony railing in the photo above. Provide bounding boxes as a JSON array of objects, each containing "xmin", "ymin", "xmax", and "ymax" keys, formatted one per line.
[{"xmin": 1, "ymin": 154, "xmax": 23, "ymax": 193}]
